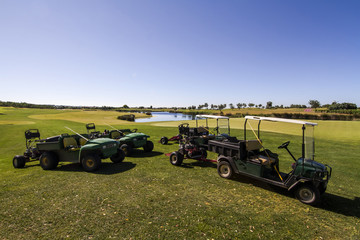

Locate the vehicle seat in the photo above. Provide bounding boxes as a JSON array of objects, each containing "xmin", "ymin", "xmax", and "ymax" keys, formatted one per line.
[
  {"xmin": 197, "ymin": 127, "xmax": 208, "ymax": 135},
  {"xmin": 79, "ymin": 138, "xmax": 87, "ymax": 146},
  {"xmin": 63, "ymin": 137, "xmax": 80, "ymax": 151},
  {"xmin": 246, "ymin": 140, "xmax": 262, "ymax": 151},
  {"xmin": 249, "ymin": 155, "xmax": 276, "ymax": 166},
  {"xmin": 110, "ymin": 131, "xmax": 121, "ymax": 139}
]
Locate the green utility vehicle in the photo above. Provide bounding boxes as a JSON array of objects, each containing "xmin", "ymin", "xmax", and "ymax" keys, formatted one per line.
[
  {"xmin": 86, "ymin": 123, "xmax": 154, "ymax": 156},
  {"xmin": 13, "ymin": 128, "xmax": 124, "ymax": 172},
  {"xmin": 208, "ymin": 116, "xmax": 332, "ymax": 205}
]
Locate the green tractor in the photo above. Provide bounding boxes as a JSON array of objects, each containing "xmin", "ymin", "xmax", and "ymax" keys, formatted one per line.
[
  {"xmin": 86, "ymin": 123, "xmax": 154, "ymax": 156},
  {"xmin": 13, "ymin": 128, "xmax": 125, "ymax": 172}
]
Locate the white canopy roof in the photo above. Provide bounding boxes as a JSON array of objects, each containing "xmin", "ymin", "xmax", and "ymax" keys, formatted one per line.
[
  {"xmin": 196, "ymin": 115, "xmax": 229, "ymax": 119},
  {"xmin": 245, "ymin": 115, "xmax": 317, "ymax": 126}
]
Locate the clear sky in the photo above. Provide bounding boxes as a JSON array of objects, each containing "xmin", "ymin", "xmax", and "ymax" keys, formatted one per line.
[{"xmin": 1, "ymin": 0, "xmax": 359, "ymax": 108}]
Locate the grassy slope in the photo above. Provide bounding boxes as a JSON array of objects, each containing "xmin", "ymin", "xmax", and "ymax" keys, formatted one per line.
[{"xmin": 0, "ymin": 108, "xmax": 359, "ymax": 239}]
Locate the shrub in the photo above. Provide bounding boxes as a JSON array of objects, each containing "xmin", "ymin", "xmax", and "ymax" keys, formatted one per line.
[{"xmin": 117, "ymin": 114, "xmax": 135, "ymax": 121}]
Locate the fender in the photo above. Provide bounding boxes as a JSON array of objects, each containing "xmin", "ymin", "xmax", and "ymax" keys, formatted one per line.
[{"xmin": 288, "ymin": 179, "xmax": 313, "ymax": 191}]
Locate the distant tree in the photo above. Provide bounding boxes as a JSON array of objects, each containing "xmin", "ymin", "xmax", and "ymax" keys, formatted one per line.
[
  {"xmin": 123, "ymin": 104, "xmax": 129, "ymax": 108},
  {"xmin": 309, "ymin": 100, "xmax": 321, "ymax": 109},
  {"xmin": 204, "ymin": 103, "xmax": 208, "ymax": 109},
  {"xmin": 290, "ymin": 104, "xmax": 307, "ymax": 108},
  {"xmin": 248, "ymin": 103, "xmax": 255, "ymax": 108},
  {"xmin": 218, "ymin": 104, "xmax": 226, "ymax": 110},
  {"xmin": 266, "ymin": 101, "xmax": 273, "ymax": 109},
  {"xmin": 328, "ymin": 102, "xmax": 357, "ymax": 110},
  {"xmin": 259, "ymin": 104, "xmax": 262, "ymax": 108},
  {"xmin": 229, "ymin": 103, "xmax": 234, "ymax": 109}
]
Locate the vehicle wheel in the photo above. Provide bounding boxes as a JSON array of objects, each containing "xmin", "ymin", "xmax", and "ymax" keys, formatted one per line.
[
  {"xmin": 217, "ymin": 161, "xmax": 234, "ymax": 179},
  {"xmin": 39, "ymin": 152, "xmax": 59, "ymax": 170},
  {"xmin": 13, "ymin": 155, "xmax": 26, "ymax": 168},
  {"xmin": 120, "ymin": 144, "xmax": 133, "ymax": 157},
  {"xmin": 169, "ymin": 151, "xmax": 183, "ymax": 166},
  {"xmin": 200, "ymin": 148, "xmax": 207, "ymax": 159},
  {"xmin": 318, "ymin": 182, "xmax": 327, "ymax": 195},
  {"xmin": 143, "ymin": 141, "xmax": 154, "ymax": 152},
  {"xmin": 295, "ymin": 184, "xmax": 320, "ymax": 205},
  {"xmin": 110, "ymin": 148, "xmax": 125, "ymax": 163},
  {"xmin": 82, "ymin": 154, "xmax": 101, "ymax": 172},
  {"xmin": 160, "ymin": 137, "xmax": 168, "ymax": 145}
]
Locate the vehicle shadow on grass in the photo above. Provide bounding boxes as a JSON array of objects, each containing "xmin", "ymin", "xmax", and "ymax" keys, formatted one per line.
[
  {"xmin": 317, "ymin": 194, "xmax": 360, "ymax": 218},
  {"xmin": 230, "ymin": 175, "xmax": 360, "ymax": 218},
  {"xmin": 54, "ymin": 161, "xmax": 136, "ymax": 175},
  {"xmin": 180, "ymin": 160, "xmax": 217, "ymax": 169},
  {"xmin": 130, "ymin": 150, "xmax": 163, "ymax": 158}
]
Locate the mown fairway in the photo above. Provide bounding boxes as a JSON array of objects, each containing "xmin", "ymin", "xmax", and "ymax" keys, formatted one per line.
[{"xmin": 0, "ymin": 108, "xmax": 359, "ymax": 239}]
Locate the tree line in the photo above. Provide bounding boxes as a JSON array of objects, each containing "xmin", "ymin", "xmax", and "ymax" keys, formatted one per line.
[{"xmin": 0, "ymin": 99, "xmax": 358, "ymax": 111}]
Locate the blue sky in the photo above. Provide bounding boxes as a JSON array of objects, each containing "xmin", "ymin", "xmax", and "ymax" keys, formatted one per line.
[{"xmin": 1, "ymin": 0, "xmax": 359, "ymax": 108}]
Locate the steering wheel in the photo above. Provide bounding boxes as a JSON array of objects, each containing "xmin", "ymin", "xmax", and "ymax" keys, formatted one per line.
[
  {"xmin": 278, "ymin": 141, "xmax": 290, "ymax": 149},
  {"xmin": 132, "ymin": 128, "xmax": 138, "ymax": 133}
]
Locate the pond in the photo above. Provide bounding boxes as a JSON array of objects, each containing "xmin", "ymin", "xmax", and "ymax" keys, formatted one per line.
[{"xmin": 135, "ymin": 112, "xmax": 195, "ymax": 123}]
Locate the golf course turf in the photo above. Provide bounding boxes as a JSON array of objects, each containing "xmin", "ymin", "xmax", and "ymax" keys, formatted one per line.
[{"xmin": 0, "ymin": 108, "xmax": 359, "ymax": 239}]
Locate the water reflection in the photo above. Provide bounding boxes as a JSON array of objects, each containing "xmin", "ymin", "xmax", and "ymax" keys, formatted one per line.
[{"xmin": 135, "ymin": 112, "xmax": 195, "ymax": 123}]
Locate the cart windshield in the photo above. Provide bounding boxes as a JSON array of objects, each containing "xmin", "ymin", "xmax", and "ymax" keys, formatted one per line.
[{"xmin": 304, "ymin": 125, "xmax": 315, "ymax": 161}]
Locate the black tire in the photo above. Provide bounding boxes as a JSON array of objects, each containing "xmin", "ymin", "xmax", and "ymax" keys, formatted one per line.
[
  {"xmin": 81, "ymin": 154, "xmax": 101, "ymax": 172},
  {"xmin": 217, "ymin": 161, "xmax": 234, "ymax": 179},
  {"xmin": 13, "ymin": 155, "xmax": 26, "ymax": 168},
  {"xmin": 110, "ymin": 148, "xmax": 126, "ymax": 163},
  {"xmin": 170, "ymin": 151, "xmax": 183, "ymax": 166},
  {"xmin": 120, "ymin": 144, "xmax": 133, "ymax": 157},
  {"xmin": 295, "ymin": 184, "xmax": 320, "ymax": 206},
  {"xmin": 200, "ymin": 148, "xmax": 207, "ymax": 159},
  {"xmin": 160, "ymin": 137, "xmax": 168, "ymax": 145},
  {"xmin": 39, "ymin": 152, "xmax": 59, "ymax": 170},
  {"xmin": 143, "ymin": 141, "xmax": 154, "ymax": 152},
  {"xmin": 318, "ymin": 182, "xmax": 327, "ymax": 195}
]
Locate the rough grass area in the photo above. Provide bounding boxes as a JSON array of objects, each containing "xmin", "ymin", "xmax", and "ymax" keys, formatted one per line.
[
  {"xmin": 0, "ymin": 108, "xmax": 359, "ymax": 239},
  {"xmin": 28, "ymin": 109, "xmax": 148, "ymax": 125}
]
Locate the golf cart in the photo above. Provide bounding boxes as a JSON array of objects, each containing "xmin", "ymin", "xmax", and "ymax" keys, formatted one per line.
[
  {"xmin": 13, "ymin": 128, "xmax": 125, "ymax": 172},
  {"xmin": 208, "ymin": 116, "xmax": 332, "ymax": 205},
  {"xmin": 169, "ymin": 115, "xmax": 232, "ymax": 166},
  {"xmin": 86, "ymin": 123, "xmax": 154, "ymax": 157}
]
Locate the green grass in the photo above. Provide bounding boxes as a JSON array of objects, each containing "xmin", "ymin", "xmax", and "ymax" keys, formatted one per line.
[{"xmin": 0, "ymin": 108, "xmax": 360, "ymax": 239}]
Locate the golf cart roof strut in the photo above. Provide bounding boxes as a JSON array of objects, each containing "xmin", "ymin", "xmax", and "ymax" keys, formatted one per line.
[
  {"xmin": 244, "ymin": 116, "xmax": 317, "ymax": 126},
  {"xmin": 195, "ymin": 115, "xmax": 230, "ymax": 120}
]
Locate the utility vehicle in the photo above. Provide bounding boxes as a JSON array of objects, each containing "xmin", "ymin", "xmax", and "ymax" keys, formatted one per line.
[
  {"xmin": 86, "ymin": 123, "xmax": 154, "ymax": 156},
  {"xmin": 169, "ymin": 115, "xmax": 233, "ymax": 165},
  {"xmin": 13, "ymin": 128, "xmax": 125, "ymax": 172},
  {"xmin": 208, "ymin": 116, "xmax": 332, "ymax": 205},
  {"xmin": 159, "ymin": 123, "xmax": 188, "ymax": 145}
]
